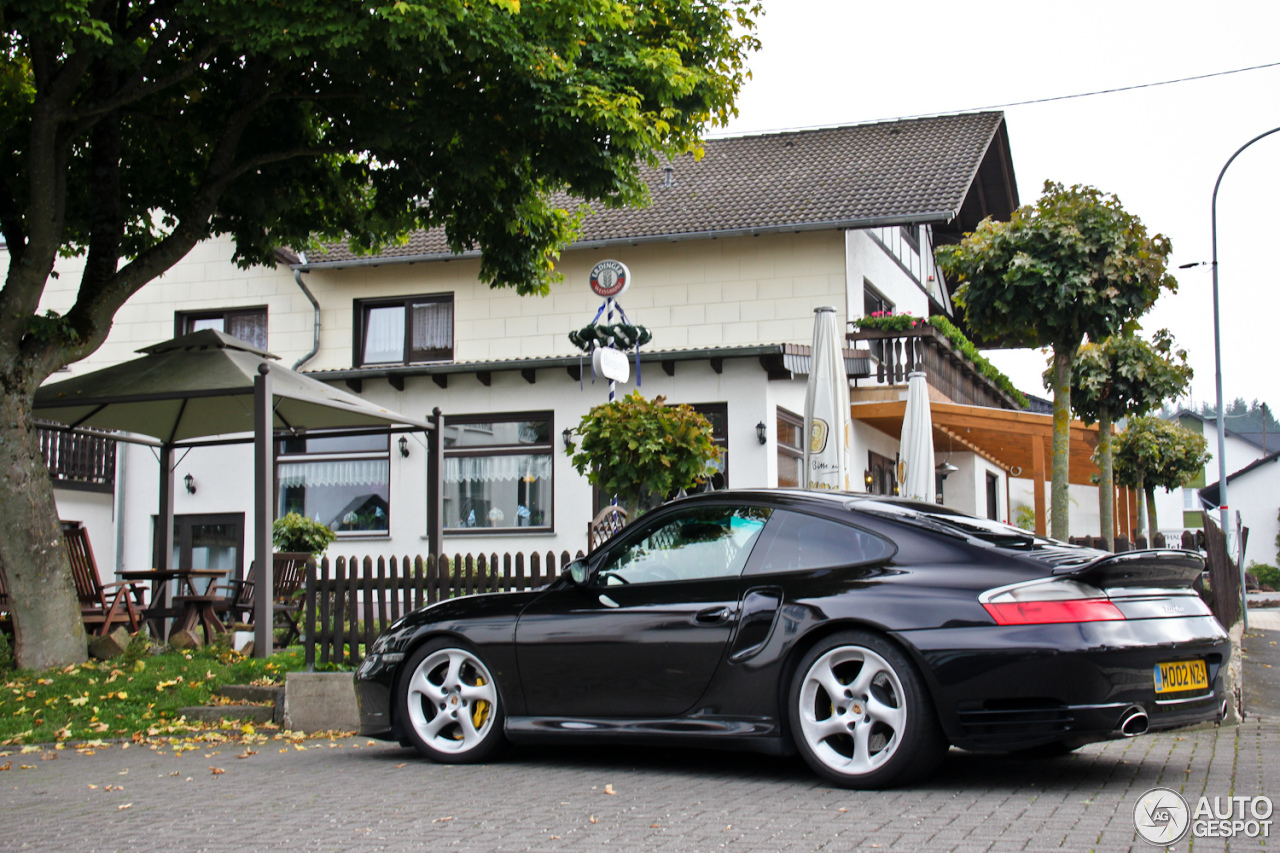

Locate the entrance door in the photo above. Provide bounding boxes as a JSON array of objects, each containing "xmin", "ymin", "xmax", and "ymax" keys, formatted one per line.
[{"xmin": 153, "ymin": 513, "xmax": 245, "ymax": 581}]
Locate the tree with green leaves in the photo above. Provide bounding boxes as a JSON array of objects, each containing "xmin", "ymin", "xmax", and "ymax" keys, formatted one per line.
[
  {"xmin": 0, "ymin": 0, "xmax": 760, "ymax": 669},
  {"xmin": 1068, "ymin": 330, "xmax": 1192, "ymax": 549},
  {"xmin": 1113, "ymin": 416, "xmax": 1210, "ymax": 538},
  {"xmin": 567, "ymin": 392, "xmax": 723, "ymax": 516},
  {"xmin": 936, "ymin": 181, "xmax": 1177, "ymax": 540}
]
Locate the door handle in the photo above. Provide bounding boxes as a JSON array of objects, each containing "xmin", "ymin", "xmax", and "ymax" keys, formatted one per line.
[{"xmin": 694, "ymin": 606, "xmax": 734, "ymax": 625}]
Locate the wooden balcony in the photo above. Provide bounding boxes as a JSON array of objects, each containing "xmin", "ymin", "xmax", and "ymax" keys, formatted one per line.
[
  {"xmin": 36, "ymin": 422, "xmax": 117, "ymax": 493},
  {"xmin": 847, "ymin": 325, "xmax": 1024, "ymax": 411}
]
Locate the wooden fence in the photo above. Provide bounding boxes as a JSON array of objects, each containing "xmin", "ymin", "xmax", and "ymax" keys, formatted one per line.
[{"xmin": 303, "ymin": 549, "xmax": 584, "ymax": 668}]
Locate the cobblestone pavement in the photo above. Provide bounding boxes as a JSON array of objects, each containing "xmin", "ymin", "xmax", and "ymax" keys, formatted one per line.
[{"xmin": 2, "ymin": 713, "xmax": 1278, "ymax": 853}]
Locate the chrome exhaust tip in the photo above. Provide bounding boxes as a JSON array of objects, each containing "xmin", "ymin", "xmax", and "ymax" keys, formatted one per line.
[
  {"xmin": 1220, "ymin": 698, "xmax": 1229, "ymax": 721},
  {"xmin": 1118, "ymin": 706, "xmax": 1149, "ymax": 737}
]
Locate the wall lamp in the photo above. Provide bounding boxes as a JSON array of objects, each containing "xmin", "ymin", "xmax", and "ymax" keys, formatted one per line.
[
  {"xmin": 562, "ymin": 427, "xmax": 574, "ymax": 451},
  {"xmin": 756, "ymin": 421, "xmax": 767, "ymax": 445},
  {"xmin": 183, "ymin": 473, "xmax": 196, "ymax": 494},
  {"xmin": 864, "ymin": 469, "xmax": 874, "ymax": 487},
  {"xmin": 398, "ymin": 435, "xmax": 410, "ymax": 458}
]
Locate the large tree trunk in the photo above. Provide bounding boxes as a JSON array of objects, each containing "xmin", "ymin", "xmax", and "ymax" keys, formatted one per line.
[
  {"xmin": 0, "ymin": 385, "xmax": 87, "ymax": 670},
  {"xmin": 1050, "ymin": 345, "xmax": 1073, "ymax": 540},
  {"xmin": 1097, "ymin": 406, "xmax": 1114, "ymax": 551}
]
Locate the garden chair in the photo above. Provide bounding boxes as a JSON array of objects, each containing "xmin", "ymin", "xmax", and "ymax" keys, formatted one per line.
[
  {"xmin": 212, "ymin": 552, "xmax": 311, "ymax": 646},
  {"xmin": 63, "ymin": 525, "xmax": 146, "ymax": 636},
  {"xmin": 588, "ymin": 505, "xmax": 628, "ymax": 551}
]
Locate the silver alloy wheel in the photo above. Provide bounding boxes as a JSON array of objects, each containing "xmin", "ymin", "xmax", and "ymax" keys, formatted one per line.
[
  {"xmin": 797, "ymin": 645, "xmax": 907, "ymax": 776},
  {"xmin": 404, "ymin": 647, "xmax": 498, "ymax": 754}
]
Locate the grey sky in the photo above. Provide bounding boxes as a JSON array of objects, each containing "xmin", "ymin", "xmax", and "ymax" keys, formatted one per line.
[{"xmin": 719, "ymin": 0, "xmax": 1280, "ymax": 413}]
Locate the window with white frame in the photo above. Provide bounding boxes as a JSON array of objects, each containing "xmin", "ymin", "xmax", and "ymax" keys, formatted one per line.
[
  {"xmin": 354, "ymin": 294, "xmax": 453, "ymax": 366},
  {"xmin": 277, "ymin": 432, "xmax": 391, "ymax": 535},
  {"xmin": 443, "ymin": 413, "xmax": 553, "ymax": 532},
  {"xmin": 1183, "ymin": 487, "xmax": 1200, "ymax": 512}
]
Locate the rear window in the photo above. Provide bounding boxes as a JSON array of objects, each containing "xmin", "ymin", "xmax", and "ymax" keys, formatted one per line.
[{"xmin": 747, "ymin": 510, "xmax": 894, "ymax": 574}]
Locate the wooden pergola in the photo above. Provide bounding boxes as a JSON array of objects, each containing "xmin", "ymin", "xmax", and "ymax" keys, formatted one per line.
[{"xmin": 851, "ymin": 400, "xmax": 1137, "ymax": 538}]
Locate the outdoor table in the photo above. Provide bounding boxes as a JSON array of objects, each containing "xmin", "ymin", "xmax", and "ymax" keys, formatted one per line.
[{"xmin": 120, "ymin": 568, "xmax": 229, "ymax": 642}]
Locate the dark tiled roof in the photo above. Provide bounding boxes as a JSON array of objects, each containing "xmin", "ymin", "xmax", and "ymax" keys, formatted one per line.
[{"xmin": 301, "ymin": 112, "xmax": 1008, "ymax": 267}]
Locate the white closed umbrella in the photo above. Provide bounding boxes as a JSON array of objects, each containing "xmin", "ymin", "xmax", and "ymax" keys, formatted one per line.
[
  {"xmin": 803, "ymin": 306, "xmax": 851, "ymax": 491},
  {"xmin": 897, "ymin": 370, "xmax": 935, "ymax": 501}
]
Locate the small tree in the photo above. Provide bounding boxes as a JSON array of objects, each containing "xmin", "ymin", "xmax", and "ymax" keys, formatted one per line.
[
  {"xmin": 1069, "ymin": 330, "xmax": 1192, "ymax": 549},
  {"xmin": 1113, "ymin": 416, "xmax": 1210, "ymax": 537},
  {"xmin": 272, "ymin": 513, "xmax": 336, "ymax": 557},
  {"xmin": 567, "ymin": 392, "xmax": 723, "ymax": 516},
  {"xmin": 937, "ymin": 181, "xmax": 1176, "ymax": 540}
]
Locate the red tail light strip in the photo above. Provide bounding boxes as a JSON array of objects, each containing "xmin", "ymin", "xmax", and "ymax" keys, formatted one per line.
[{"xmin": 983, "ymin": 598, "xmax": 1126, "ymax": 626}]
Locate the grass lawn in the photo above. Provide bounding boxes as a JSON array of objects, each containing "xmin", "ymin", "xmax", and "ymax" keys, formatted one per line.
[{"xmin": 0, "ymin": 640, "xmax": 307, "ymax": 746}]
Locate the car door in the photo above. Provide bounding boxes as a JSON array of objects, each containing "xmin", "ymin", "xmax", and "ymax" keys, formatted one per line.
[{"xmin": 515, "ymin": 504, "xmax": 772, "ymax": 718}]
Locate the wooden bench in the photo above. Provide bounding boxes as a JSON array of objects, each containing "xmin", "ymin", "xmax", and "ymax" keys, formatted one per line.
[
  {"xmin": 213, "ymin": 552, "xmax": 312, "ymax": 646},
  {"xmin": 64, "ymin": 525, "xmax": 146, "ymax": 636}
]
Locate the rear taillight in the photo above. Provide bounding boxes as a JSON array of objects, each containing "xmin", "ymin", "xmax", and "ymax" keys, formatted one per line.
[{"xmin": 980, "ymin": 579, "xmax": 1126, "ymax": 626}]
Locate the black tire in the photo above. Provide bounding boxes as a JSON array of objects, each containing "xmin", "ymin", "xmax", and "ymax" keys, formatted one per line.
[
  {"xmin": 789, "ymin": 630, "xmax": 946, "ymax": 789},
  {"xmin": 397, "ymin": 639, "xmax": 506, "ymax": 763}
]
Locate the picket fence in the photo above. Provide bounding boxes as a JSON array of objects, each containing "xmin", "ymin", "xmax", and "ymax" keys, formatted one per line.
[{"xmin": 303, "ymin": 549, "xmax": 584, "ymax": 668}]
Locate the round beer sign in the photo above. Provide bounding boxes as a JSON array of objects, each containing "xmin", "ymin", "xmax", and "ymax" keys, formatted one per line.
[{"xmin": 589, "ymin": 259, "xmax": 631, "ymax": 298}]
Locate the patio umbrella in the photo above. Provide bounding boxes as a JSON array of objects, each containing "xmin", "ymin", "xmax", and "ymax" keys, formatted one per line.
[
  {"xmin": 32, "ymin": 329, "xmax": 422, "ymax": 440},
  {"xmin": 897, "ymin": 369, "xmax": 935, "ymax": 502},
  {"xmin": 34, "ymin": 329, "xmax": 432, "ymax": 657},
  {"xmin": 802, "ymin": 306, "xmax": 851, "ymax": 491}
]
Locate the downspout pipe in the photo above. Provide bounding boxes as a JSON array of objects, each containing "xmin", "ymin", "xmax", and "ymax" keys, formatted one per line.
[{"xmin": 291, "ymin": 251, "xmax": 320, "ymax": 370}]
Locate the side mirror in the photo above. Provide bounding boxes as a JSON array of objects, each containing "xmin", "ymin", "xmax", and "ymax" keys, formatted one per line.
[{"xmin": 566, "ymin": 559, "xmax": 589, "ymax": 586}]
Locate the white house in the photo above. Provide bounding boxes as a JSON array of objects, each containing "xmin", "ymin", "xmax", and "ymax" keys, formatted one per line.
[{"xmin": 32, "ymin": 111, "xmax": 1123, "ymax": 586}]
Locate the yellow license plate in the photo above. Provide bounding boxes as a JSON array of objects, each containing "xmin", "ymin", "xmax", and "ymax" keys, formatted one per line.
[{"xmin": 1154, "ymin": 659, "xmax": 1208, "ymax": 694}]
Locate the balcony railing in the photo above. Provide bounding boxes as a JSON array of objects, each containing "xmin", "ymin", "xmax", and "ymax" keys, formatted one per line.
[
  {"xmin": 36, "ymin": 422, "xmax": 117, "ymax": 493},
  {"xmin": 847, "ymin": 325, "xmax": 1024, "ymax": 411}
]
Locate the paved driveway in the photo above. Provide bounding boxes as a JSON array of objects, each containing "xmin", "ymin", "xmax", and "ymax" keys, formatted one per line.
[{"xmin": 3, "ymin": 713, "xmax": 1278, "ymax": 852}]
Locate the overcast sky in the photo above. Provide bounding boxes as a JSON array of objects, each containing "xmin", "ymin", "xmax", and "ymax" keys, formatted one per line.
[{"xmin": 718, "ymin": 0, "xmax": 1280, "ymax": 415}]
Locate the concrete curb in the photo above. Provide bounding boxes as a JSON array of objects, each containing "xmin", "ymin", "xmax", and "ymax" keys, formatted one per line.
[{"xmin": 282, "ymin": 672, "xmax": 359, "ymax": 733}]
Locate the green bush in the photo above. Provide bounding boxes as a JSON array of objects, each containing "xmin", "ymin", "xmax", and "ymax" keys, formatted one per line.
[
  {"xmin": 272, "ymin": 512, "xmax": 336, "ymax": 555},
  {"xmin": 1250, "ymin": 563, "xmax": 1280, "ymax": 591}
]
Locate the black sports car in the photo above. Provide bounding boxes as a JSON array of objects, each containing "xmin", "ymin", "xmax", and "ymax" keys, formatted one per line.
[{"xmin": 354, "ymin": 489, "xmax": 1230, "ymax": 788}]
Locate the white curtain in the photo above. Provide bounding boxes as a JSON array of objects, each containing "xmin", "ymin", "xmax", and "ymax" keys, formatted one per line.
[
  {"xmin": 444, "ymin": 454, "xmax": 551, "ymax": 484},
  {"xmin": 363, "ymin": 305, "xmax": 405, "ymax": 363},
  {"xmin": 411, "ymin": 301, "xmax": 452, "ymax": 355},
  {"xmin": 279, "ymin": 459, "xmax": 390, "ymax": 488}
]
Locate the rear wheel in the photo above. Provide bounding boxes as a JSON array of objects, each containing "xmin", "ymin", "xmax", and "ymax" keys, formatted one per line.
[
  {"xmin": 790, "ymin": 631, "xmax": 946, "ymax": 788},
  {"xmin": 397, "ymin": 640, "xmax": 505, "ymax": 763}
]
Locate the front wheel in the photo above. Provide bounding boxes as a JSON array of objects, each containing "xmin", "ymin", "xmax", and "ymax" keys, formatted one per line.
[
  {"xmin": 790, "ymin": 631, "xmax": 946, "ymax": 788},
  {"xmin": 397, "ymin": 640, "xmax": 506, "ymax": 763}
]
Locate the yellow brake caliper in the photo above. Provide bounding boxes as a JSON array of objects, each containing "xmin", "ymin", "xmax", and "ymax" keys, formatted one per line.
[{"xmin": 471, "ymin": 675, "xmax": 489, "ymax": 729}]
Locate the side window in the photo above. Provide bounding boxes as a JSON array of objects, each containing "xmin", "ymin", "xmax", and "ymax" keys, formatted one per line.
[
  {"xmin": 748, "ymin": 510, "xmax": 894, "ymax": 574},
  {"xmin": 597, "ymin": 506, "xmax": 771, "ymax": 585}
]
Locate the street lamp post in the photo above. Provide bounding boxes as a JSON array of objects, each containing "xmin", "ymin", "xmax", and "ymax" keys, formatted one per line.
[{"xmin": 1208, "ymin": 125, "xmax": 1280, "ymax": 632}]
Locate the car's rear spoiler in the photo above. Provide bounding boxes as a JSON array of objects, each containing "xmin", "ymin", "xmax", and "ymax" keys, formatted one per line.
[{"xmin": 1053, "ymin": 549, "xmax": 1205, "ymax": 589}]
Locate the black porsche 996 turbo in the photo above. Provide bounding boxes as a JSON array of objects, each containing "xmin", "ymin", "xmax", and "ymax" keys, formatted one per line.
[{"xmin": 354, "ymin": 489, "xmax": 1230, "ymax": 788}]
